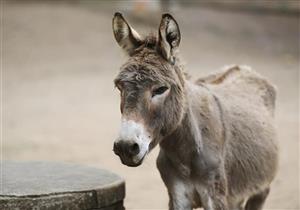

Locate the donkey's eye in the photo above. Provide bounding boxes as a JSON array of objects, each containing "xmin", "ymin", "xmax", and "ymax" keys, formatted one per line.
[{"xmin": 152, "ymin": 86, "xmax": 169, "ymax": 97}]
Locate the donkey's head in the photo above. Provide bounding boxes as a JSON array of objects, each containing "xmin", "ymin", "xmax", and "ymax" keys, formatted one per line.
[{"xmin": 112, "ymin": 13, "xmax": 186, "ymax": 167}]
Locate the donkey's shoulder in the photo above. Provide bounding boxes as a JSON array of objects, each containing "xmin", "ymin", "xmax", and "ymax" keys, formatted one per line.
[{"xmin": 196, "ymin": 65, "xmax": 277, "ymax": 115}]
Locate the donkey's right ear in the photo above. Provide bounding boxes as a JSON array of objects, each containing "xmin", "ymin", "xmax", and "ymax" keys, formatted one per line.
[{"xmin": 112, "ymin": 12, "xmax": 142, "ymax": 55}]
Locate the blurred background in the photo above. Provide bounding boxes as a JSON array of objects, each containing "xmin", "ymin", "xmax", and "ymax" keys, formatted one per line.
[{"xmin": 2, "ymin": 0, "xmax": 299, "ymax": 209}]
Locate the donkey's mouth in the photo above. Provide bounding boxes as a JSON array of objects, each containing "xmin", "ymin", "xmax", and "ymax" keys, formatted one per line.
[{"xmin": 119, "ymin": 153, "xmax": 146, "ymax": 167}]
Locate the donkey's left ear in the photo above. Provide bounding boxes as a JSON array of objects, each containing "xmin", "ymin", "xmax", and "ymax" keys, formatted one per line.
[
  {"xmin": 158, "ymin": 14, "xmax": 181, "ymax": 62},
  {"xmin": 112, "ymin": 12, "xmax": 142, "ymax": 55}
]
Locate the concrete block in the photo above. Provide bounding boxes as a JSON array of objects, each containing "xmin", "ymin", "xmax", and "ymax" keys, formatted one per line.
[{"xmin": 0, "ymin": 161, "xmax": 125, "ymax": 210}]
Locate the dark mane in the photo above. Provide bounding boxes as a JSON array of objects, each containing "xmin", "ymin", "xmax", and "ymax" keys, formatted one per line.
[
  {"xmin": 143, "ymin": 35, "xmax": 158, "ymax": 49},
  {"xmin": 133, "ymin": 34, "xmax": 158, "ymax": 54}
]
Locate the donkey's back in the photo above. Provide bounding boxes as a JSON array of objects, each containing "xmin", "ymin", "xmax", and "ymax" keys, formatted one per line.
[
  {"xmin": 197, "ymin": 65, "xmax": 276, "ymax": 115},
  {"xmin": 198, "ymin": 65, "xmax": 278, "ymax": 206}
]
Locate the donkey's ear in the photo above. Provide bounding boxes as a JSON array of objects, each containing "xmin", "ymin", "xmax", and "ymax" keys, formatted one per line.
[
  {"xmin": 112, "ymin": 12, "xmax": 142, "ymax": 55},
  {"xmin": 158, "ymin": 14, "xmax": 181, "ymax": 61}
]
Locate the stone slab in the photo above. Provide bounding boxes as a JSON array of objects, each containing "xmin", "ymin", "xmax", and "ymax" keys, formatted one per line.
[{"xmin": 0, "ymin": 161, "xmax": 125, "ymax": 210}]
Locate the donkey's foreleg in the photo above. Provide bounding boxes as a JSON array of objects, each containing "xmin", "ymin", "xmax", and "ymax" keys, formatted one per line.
[
  {"xmin": 168, "ymin": 181, "xmax": 193, "ymax": 210},
  {"xmin": 157, "ymin": 152, "xmax": 192, "ymax": 210},
  {"xmin": 197, "ymin": 169, "xmax": 229, "ymax": 210}
]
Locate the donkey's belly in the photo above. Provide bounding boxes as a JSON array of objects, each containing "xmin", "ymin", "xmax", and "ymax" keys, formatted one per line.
[{"xmin": 223, "ymin": 106, "xmax": 278, "ymax": 198}]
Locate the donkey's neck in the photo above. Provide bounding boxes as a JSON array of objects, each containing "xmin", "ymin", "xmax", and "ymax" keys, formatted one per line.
[
  {"xmin": 159, "ymin": 82, "xmax": 203, "ymax": 151},
  {"xmin": 159, "ymin": 81, "xmax": 223, "ymax": 175}
]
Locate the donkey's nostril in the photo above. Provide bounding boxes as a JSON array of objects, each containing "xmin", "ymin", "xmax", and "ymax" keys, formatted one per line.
[{"xmin": 129, "ymin": 142, "xmax": 140, "ymax": 156}]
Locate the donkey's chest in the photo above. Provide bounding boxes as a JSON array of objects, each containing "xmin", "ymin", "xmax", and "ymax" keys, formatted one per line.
[{"xmin": 164, "ymin": 144, "xmax": 221, "ymax": 181}]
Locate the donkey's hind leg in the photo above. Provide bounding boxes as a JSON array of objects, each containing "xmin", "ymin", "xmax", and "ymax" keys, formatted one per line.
[
  {"xmin": 245, "ymin": 187, "xmax": 270, "ymax": 210},
  {"xmin": 228, "ymin": 198, "xmax": 245, "ymax": 210}
]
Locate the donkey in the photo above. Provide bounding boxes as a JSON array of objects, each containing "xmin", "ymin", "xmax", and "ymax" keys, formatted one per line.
[{"xmin": 112, "ymin": 12, "xmax": 278, "ymax": 210}]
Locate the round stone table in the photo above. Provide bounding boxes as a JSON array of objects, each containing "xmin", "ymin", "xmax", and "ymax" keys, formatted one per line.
[{"xmin": 0, "ymin": 161, "xmax": 125, "ymax": 210}]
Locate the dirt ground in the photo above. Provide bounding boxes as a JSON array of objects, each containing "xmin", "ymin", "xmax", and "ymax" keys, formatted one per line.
[{"xmin": 3, "ymin": 1, "xmax": 299, "ymax": 209}]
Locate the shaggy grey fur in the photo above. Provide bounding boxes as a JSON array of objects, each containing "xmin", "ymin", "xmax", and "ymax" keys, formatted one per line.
[{"xmin": 112, "ymin": 13, "xmax": 278, "ymax": 210}]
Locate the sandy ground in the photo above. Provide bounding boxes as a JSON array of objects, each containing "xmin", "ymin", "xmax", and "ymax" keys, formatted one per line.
[{"xmin": 2, "ymin": 1, "xmax": 299, "ymax": 209}]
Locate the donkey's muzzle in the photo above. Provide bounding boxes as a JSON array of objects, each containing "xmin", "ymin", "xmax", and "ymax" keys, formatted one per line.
[
  {"xmin": 113, "ymin": 140, "xmax": 143, "ymax": 167},
  {"xmin": 113, "ymin": 140, "xmax": 140, "ymax": 158}
]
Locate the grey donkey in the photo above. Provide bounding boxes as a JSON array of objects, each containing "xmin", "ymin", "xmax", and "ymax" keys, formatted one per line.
[{"xmin": 112, "ymin": 12, "xmax": 278, "ymax": 210}]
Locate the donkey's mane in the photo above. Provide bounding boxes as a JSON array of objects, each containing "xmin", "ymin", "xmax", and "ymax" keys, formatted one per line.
[
  {"xmin": 129, "ymin": 34, "xmax": 158, "ymax": 57},
  {"xmin": 142, "ymin": 34, "xmax": 158, "ymax": 50}
]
